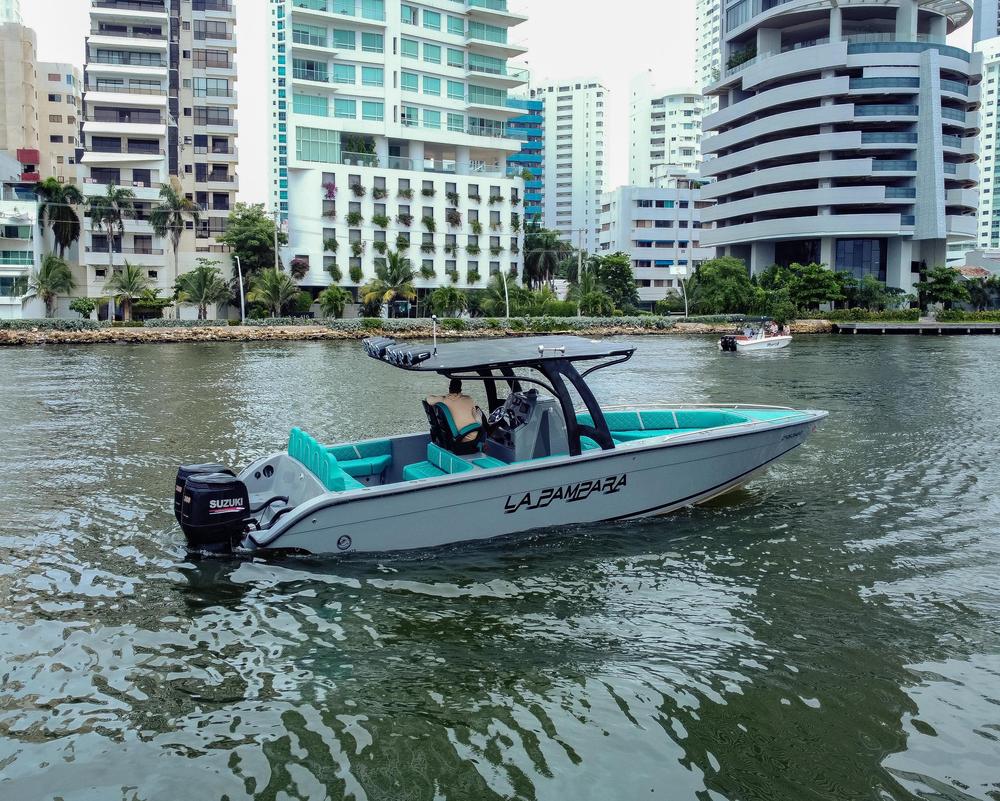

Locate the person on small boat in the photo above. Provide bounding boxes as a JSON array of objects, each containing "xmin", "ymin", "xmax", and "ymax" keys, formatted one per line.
[{"xmin": 426, "ymin": 379, "xmax": 486, "ymax": 443}]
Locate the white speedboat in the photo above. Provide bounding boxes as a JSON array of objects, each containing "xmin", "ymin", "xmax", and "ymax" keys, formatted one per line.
[
  {"xmin": 719, "ymin": 326, "xmax": 792, "ymax": 352},
  {"xmin": 173, "ymin": 336, "xmax": 826, "ymax": 556}
]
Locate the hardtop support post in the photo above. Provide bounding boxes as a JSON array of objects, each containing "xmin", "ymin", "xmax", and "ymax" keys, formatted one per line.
[{"xmin": 538, "ymin": 359, "xmax": 615, "ymax": 456}]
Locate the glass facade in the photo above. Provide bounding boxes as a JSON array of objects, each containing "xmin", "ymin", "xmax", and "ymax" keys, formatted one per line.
[{"xmin": 835, "ymin": 238, "xmax": 887, "ymax": 281}]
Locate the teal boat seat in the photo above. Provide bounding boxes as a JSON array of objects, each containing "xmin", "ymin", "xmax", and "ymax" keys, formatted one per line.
[
  {"xmin": 328, "ymin": 439, "xmax": 393, "ymax": 478},
  {"xmin": 472, "ymin": 455, "xmax": 507, "ymax": 469},
  {"xmin": 435, "ymin": 402, "xmax": 483, "ymax": 442},
  {"xmin": 576, "ymin": 409, "xmax": 750, "ymax": 434},
  {"xmin": 288, "ymin": 428, "xmax": 364, "ymax": 492},
  {"xmin": 403, "ymin": 442, "xmax": 477, "ymax": 481},
  {"xmin": 611, "ymin": 428, "xmax": 703, "ymax": 442}
]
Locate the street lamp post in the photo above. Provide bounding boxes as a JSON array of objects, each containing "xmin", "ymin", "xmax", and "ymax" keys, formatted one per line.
[{"xmin": 234, "ymin": 255, "xmax": 246, "ymax": 323}]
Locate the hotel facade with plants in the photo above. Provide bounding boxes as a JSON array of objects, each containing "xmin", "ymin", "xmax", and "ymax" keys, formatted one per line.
[{"xmin": 270, "ymin": 0, "xmax": 528, "ymax": 299}]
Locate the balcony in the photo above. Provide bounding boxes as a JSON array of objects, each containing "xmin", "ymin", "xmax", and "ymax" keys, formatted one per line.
[
  {"xmin": 192, "ymin": 0, "xmax": 233, "ymax": 11},
  {"xmin": 89, "ymin": 28, "xmax": 167, "ymax": 42},
  {"xmin": 85, "ymin": 83, "xmax": 166, "ymax": 96},
  {"xmin": 292, "ymin": 68, "xmax": 331, "ymax": 84},
  {"xmin": 466, "ymin": 0, "xmax": 527, "ymax": 26},
  {"xmin": 88, "ymin": 53, "xmax": 168, "ymax": 68},
  {"xmin": 88, "ymin": 143, "xmax": 165, "ymax": 155},
  {"xmin": 92, "ymin": 0, "xmax": 167, "ymax": 14},
  {"xmin": 291, "ymin": 0, "xmax": 387, "ymax": 24},
  {"xmin": 85, "ymin": 113, "xmax": 165, "ymax": 125},
  {"xmin": 343, "ymin": 151, "xmax": 507, "ymax": 177},
  {"xmin": 465, "ymin": 32, "xmax": 527, "ymax": 57}
]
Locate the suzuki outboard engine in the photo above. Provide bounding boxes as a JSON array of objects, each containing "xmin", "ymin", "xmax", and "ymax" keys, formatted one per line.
[
  {"xmin": 174, "ymin": 463, "xmax": 233, "ymax": 523},
  {"xmin": 720, "ymin": 335, "xmax": 738, "ymax": 352},
  {"xmin": 179, "ymin": 472, "xmax": 250, "ymax": 553}
]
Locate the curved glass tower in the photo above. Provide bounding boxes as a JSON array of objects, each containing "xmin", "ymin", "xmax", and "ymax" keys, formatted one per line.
[{"xmin": 701, "ymin": 0, "xmax": 980, "ymax": 291}]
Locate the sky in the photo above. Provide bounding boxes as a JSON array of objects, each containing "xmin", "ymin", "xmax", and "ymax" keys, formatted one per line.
[{"xmin": 23, "ymin": 0, "xmax": 975, "ymax": 205}]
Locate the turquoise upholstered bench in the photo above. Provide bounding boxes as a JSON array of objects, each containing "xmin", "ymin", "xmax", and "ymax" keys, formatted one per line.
[
  {"xmin": 328, "ymin": 439, "xmax": 392, "ymax": 478},
  {"xmin": 288, "ymin": 428, "xmax": 364, "ymax": 491},
  {"xmin": 403, "ymin": 442, "xmax": 477, "ymax": 481},
  {"xmin": 575, "ymin": 409, "xmax": 750, "ymax": 443}
]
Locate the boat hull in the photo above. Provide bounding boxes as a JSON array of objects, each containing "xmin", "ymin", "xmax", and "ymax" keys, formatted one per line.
[
  {"xmin": 722, "ymin": 335, "xmax": 792, "ymax": 352},
  {"xmin": 244, "ymin": 412, "xmax": 823, "ymax": 555}
]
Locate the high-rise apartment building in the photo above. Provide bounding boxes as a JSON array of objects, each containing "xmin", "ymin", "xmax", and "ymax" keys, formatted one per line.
[
  {"xmin": 974, "ymin": 0, "xmax": 999, "ymax": 43},
  {"xmin": 702, "ymin": 0, "xmax": 980, "ymax": 293},
  {"xmin": 976, "ymin": 36, "xmax": 1000, "ymax": 247},
  {"xmin": 271, "ymin": 0, "xmax": 527, "ymax": 299},
  {"xmin": 37, "ymin": 63, "xmax": 82, "ymax": 184},
  {"xmin": 80, "ymin": 0, "xmax": 238, "ymax": 313},
  {"xmin": 599, "ymin": 182, "xmax": 715, "ymax": 307},
  {"xmin": 0, "ymin": 0, "xmax": 21, "ymax": 24},
  {"xmin": 695, "ymin": 0, "xmax": 721, "ymax": 108},
  {"xmin": 0, "ymin": 22, "xmax": 38, "ymax": 158},
  {"xmin": 629, "ymin": 73, "xmax": 703, "ymax": 186},
  {"xmin": 506, "ymin": 94, "xmax": 543, "ymax": 223},
  {"xmin": 533, "ymin": 78, "xmax": 606, "ymax": 253}
]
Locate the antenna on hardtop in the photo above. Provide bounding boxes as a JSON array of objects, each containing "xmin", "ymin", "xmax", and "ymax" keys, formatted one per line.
[{"xmin": 432, "ymin": 315, "xmax": 438, "ymax": 355}]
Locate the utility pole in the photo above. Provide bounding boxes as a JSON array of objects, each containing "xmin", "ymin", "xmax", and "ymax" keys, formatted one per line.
[{"xmin": 273, "ymin": 208, "xmax": 281, "ymax": 273}]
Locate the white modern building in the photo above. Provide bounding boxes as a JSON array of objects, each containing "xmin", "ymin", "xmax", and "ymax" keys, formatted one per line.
[
  {"xmin": 0, "ymin": 191, "xmax": 44, "ymax": 320},
  {"xmin": 0, "ymin": 22, "xmax": 38, "ymax": 158},
  {"xmin": 974, "ymin": 0, "xmax": 999, "ymax": 43},
  {"xmin": 702, "ymin": 0, "xmax": 981, "ymax": 294},
  {"xmin": 598, "ymin": 182, "xmax": 715, "ymax": 307},
  {"xmin": 629, "ymin": 73, "xmax": 703, "ymax": 185},
  {"xmin": 976, "ymin": 35, "xmax": 1000, "ymax": 248},
  {"xmin": 533, "ymin": 78, "xmax": 607, "ymax": 253},
  {"xmin": 80, "ymin": 0, "xmax": 239, "ymax": 314},
  {"xmin": 695, "ymin": 0, "xmax": 722, "ymax": 109},
  {"xmin": 271, "ymin": 0, "xmax": 527, "ymax": 298}
]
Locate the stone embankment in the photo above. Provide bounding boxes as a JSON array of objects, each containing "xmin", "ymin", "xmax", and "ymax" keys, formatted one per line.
[{"xmin": 0, "ymin": 318, "xmax": 834, "ymax": 347}]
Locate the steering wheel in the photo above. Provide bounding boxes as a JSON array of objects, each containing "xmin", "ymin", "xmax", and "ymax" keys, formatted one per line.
[{"xmin": 487, "ymin": 406, "xmax": 509, "ymax": 427}]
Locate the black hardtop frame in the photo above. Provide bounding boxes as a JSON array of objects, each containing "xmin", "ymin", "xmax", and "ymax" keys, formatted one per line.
[{"xmin": 362, "ymin": 335, "xmax": 636, "ymax": 456}]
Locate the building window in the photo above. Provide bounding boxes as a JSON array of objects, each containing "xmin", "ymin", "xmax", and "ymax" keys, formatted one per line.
[
  {"xmin": 423, "ymin": 75, "xmax": 441, "ymax": 96},
  {"xmin": 333, "ymin": 28, "xmax": 356, "ymax": 49},
  {"xmin": 401, "ymin": 4, "xmax": 417, "ymax": 24},
  {"xmin": 362, "ymin": 66, "xmax": 384, "ymax": 87},
  {"xmin": 361, "ymin": 32, "xmax": 383, "ymax": 53},
  {"xmin": 423, "ymin": 10, "xmax": 440, "ymax": 30},
  {"xmin": 362, "ymin": 100, "xmax": 384, "ymax": 121},
  {"xmin": 401, "ymin": 72, "xmax": 418, "ymax": 92},
  {"xmin": 293, "ymin": 93, "xmax": 327, "ymax": 116},
  {"xmin": 401, "ymin": 38, "xmax": 418, "ymax": 59},
  {"xmin": 448, "ymin": 16, "xmax": 464, "ymax": 36},
  {"xmin": 835, "ymin": 238, "xmax": 887, "ymax": 282},
  {"xmin": 423, "ymin": 43, "xmax": 441, "ymax": 64},
  {"xmin": 295, "ymin": 126, "xmax": 340, "ymax": 162},
  {"xmin": 334, "ymin": 98, "xmax": 357, "ymax": 119}
]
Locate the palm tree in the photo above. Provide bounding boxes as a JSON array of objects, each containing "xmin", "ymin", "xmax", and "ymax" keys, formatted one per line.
[
  {"xmin": 428, "ymin": 285, "xmax": 468, "ymax": 317},
  {"xmin": 479, "ymin": 274, "xmax": 529, "ymax": 317},
  {"xmin": 317, "ymin": 285, "xmax": 352, "ymax": 318},
  {"xmin": 25, "ymin": 254, "xmax": 76, "ymax": 317},
  {"xmin": 360, "ymin": 250, "xmax": 416, "ymax": 318},
  {"xmin": 88, "ymin": 184, "xmax": 135, "ymax": 319},
  {"xmin": 175, "ymin": 259, "xmax": 231, "ymax": 319},
  {"xmin": 523, "ymin": 222, "xmax": 570, "ymax": 288},
  {"xmin": 150, "ymin": 184, "xmax": 201, "ymax": 284},
  {"xmin": 34, "ymin": 178, "xmax": 84, "ymax": 258},
  {"xmin": 248, "ymin": 268, "xmax": 300, "ymax": 317},
  {"xmin": 104, "ymin": 261, "xmax": 151, "ymax": 322}
]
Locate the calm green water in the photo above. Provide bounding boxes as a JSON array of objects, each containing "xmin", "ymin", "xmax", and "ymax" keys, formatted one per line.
[{"xmin": 1, "ymin": 336, "xmax": 998, "ymax": 801}]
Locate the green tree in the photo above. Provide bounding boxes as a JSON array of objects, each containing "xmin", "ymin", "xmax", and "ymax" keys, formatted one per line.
[
  {"xmin": 360, "ymin": 250, "xmax": 416, "ymax": 318},
  {"xmin": 175, "ymin": 258, "xmax": 231, "ymax": 319},
  {"xmin": 34, "ymin": 178, "xmax": 84, "ymax": 258},
  {"xmin": 104, "ymin": 261, "xmax": 151, "ymax": 322},
  {"xmin": 915, "ymin": 266, "xmax": 970, "ymax": 310},
  {"xmin": 25, "ymin": 254, "xmax": 76, "ymax": 317},
  {"xmin": 150, "ymin": 184, "xmax": 201, "ymax": 286},
  {"xmin": 580, "ymin": 290, "xmax": 615, "ymax": 316},
  {"xmin": 523, "ymin": 222, "xmax": 571, "ymax": 288},
  {"xmin": 594, "ymin": 252, "xmax": 639, "ymax": 311},
  {"xmin": 478, "ymin": 274, "xmax": 529, "ymax": 317},
  {"xmin": 88, "ymin": 184, "xmax": 136, "ymax": 274},
  {"xmin": 758, "ymin": 262, "xmax": 842, "ymax": 310},
  {"xmin": 429, "ymin": 285, "xmax": 468, "ymax": 317},
  {"xmin": 523, "ymin": 285, "xmax": 557, "ymax": 316},
  {"xmin": 688, "ymin": 256, "xmax": 755, "ymax": 314},
  {"xmin": 838, "ymin": 273, "xmax": 896, "ymax": 311},
  {"xmin": 217, "ymin": 203, "xmax": 288, "ymax": 275},
  {"xmin": 317, "ymin": 285, "xmax": 352, "ymax": 318},
  {"xmin": 247, "ymin": 269, "xmax": 300, "ymax": 317},
  {"xmin": 69, "ymin": 296, "xmax": 98, "ymax": 319}
]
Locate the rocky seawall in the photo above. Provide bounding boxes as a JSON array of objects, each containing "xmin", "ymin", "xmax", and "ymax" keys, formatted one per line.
[{"xmin": 0, "ymin": 319, "xmax": 834, "ymax": 347}]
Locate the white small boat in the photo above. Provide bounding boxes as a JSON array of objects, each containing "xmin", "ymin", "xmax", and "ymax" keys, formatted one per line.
[
  {"xmin": 720, "ymin": 324, "xmax": 792, "ymax": 352},
  {"xmin": 173, "ymin": 336, "xmax": 825, "ymax": 556}
]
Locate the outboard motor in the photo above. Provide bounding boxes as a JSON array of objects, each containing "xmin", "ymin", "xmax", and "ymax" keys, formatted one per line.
[
  {"xmin": 174, "ymin": 463, "xmax": 234, "ymax": 523},
  {"xmin": 720, "ymin": 335, "xmax": 738, "ymax": 352},
  {"xmin": 179, "ymin": 472, "xmax": 250, "ymax": 553}
]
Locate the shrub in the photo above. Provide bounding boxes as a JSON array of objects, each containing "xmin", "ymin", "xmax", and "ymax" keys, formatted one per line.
[
  {"xmin": 446, "ymin": 208, "xmax": 462, "ymax": 227},
  {"xmin": 422, "ymin": 215, "xmax": 436, "ymax": 233},
  {"xmin": 466, "ymin": 244, "xmax": 481, "ymax": 255},
  {"xmin": 372, "ymin": 214, "xmax": 390, "ymax": 228},
  {"xmin": 446, "ymin": 191, "xmax": 460, "ymax": 205},
  {"xmin": 326, "ymin": 262, "xmax": 343, "ymax": 282},
  {"xmin": 351, "ymin": 241, "xmax": 365, "ymax": 257},
  {"xmin": 69, "ymin": 297, "xmax": 98, "ymax": 318},
  {"xmin": 143, "ymin": 318, "xmax": 220, "ymax": 328},
  {"xmin": 542, "ymin": 300, "xmax": 579, "ymax": 317},
  {"xmin": 488, "ymin": 194, "xmax": 503, "ymax": 205},
  {"xmin": 467, "ymin": 269, "xmax": 481, "ymax": 283},
  {"xmin": 397, "ymin": 188, "xmax": 414, "ymax": 200},
  {"xmin": 395, "ymin": 235, "xmax": 411, "ymax": 251},
  {"xmin": 396, "ymin": 213, "xmax": 413, "ymax": 227},
  {"xmin": 373, "ymin": 240, "xmax": 388, "ymax": 254},
  {"xmin": 471, "ymin": 220, "xmax": 483, "ymax": 235},
  {"xmin": 799, "ymin": 308, "xmax": 920, "ymax": 322},
  {"xmin": 346, "ymin": 211, "xmax": 364, "ymax": 226},
  {"xmin": 655, "ymin": 295, "xmax": 686, "ymax": 315},
  {"xmin": 421, "ymin": 187, "xmax": 436, "ymax": 198},
  {"xmin": 420, "ymin": 264, "xmax": 436, "ymax": 279},
  {"xmin": 372, "ymin": 187, "xmax": 387, "ymax": 199},
  {"xmin": 349, "ymin": 265, "xmax": 363, "ymax": 283},
  {"xmin": 323, "ymin": 237, "xmax": 338, "ymax": 253},
  {"xmin": 350, "ymin": 183, "xmax": 366, "ymax": 198},
  {"xmin": 935, "ymin": 310, "xmax": 1000, "ymax": 322},
  {"xmin": 468, "ymin": 192, "xmax": 481, "ymax": 203},
  {"xmin": 441, "ymin": 318, "xmax": 467, "ymax": 331},
  {"xmin": 0, "ymin": 318, "xmax": 105, "ymax": 331}
]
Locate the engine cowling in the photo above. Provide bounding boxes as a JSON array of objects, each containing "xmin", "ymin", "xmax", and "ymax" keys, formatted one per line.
[
  {"xmin": 179, "ymin": 472, "xmax": 250, "ymax": 553},
  {"xmin": 174, "ymin": 463, "xmax": 234, "ymax": 522}
]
